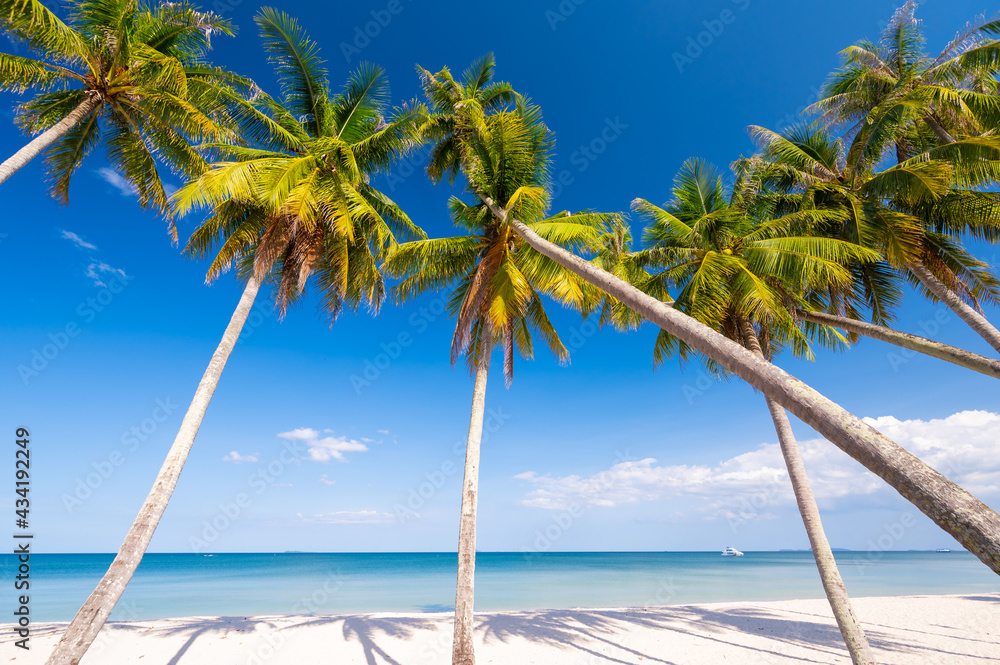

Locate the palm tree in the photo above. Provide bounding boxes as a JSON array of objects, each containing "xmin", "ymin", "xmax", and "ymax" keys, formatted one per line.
[
  {"xmin": 807, "ymin": 1, "xmax": 1000, "ymax": 155},
  {"xmin": 805, "ymin": 2, "xmax": 1000, "ymax": 352},
  {"xmin": 392, "ymin": 94, "xmax": 612, "ymax": 665},
  {"xmin": 633, "ymin": 158, "xmax": 881, "ymax": 664},
  {"xmin": 795, "ymin": 309, "xmax": 1000, "ymax": 379},
  {"xmin": 583, "ymin": 217, "xmax": 669, "ymax": 332},
  {"xmin": 417, "ymin": 52, "xmax": 515, "ymax": 185},
  {"xmin": 43, "ymin": 10, "xmax": 425, "ymax": 665},
  {"xmin": 431, "ymin": 68, "xmax": 1000, "ymax": 572},
  {"xmin": 0, "ymin": 0, "xmax": 246, "ymax": 226},
  {"xmin": 742, "ymin": 122, "xmax": 1000, "ymax": 357}
]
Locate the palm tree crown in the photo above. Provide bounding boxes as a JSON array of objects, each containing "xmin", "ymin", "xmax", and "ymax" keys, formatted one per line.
[
  {"xmin": 0, "ymin": 0, "xmax": 246, "ymax": 225},
  {"xmin": 177, "ymin": 7, "xmax": 426, "ymax": 316}
]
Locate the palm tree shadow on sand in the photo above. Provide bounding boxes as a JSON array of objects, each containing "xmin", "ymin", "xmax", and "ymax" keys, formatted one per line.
[
  {"xmin": 151, "ymin": 617, "xmax": 278, "ymax": 665},
  {"xmin": 476, "ymin": 605, "xmax": 990, "ymax": 664},
  {"xmin": 291, "ymin": 615, "xmax": 438, "ymax": 665}
]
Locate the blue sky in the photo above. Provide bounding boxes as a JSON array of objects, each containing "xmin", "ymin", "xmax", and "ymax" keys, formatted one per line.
[{"xmin": 2, "ymin": 0, "xmax": 999, "ymax": 555}]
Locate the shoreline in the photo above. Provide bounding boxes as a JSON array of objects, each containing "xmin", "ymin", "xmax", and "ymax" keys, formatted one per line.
[{"xmin": 5, "ymin": 593, "xmax": 998, "ymax": 664}]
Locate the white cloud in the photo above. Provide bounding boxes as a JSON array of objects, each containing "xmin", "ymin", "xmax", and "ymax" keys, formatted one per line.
[
  {"xmin": 378, "ymin": 429, "xmax": 390, "ymax": 435},
  {"xmin": 319, "ymin": 474, "xmax": 335, "ymax": 485},
  {"xmin": 296, "ymin": 510, "xmax": 396, "ymax": 525},
  {"xmin": 515, "ymin": 411, "xmax": 1000, "ymax": 515},
  {"xmin": 60, "ymin": 230, "xmax": 97, "ymax": 250},
  {"xmin": 277, "ymin": 428, "xmax": 368, "ymax": 462},
  {"xmin": 222, "ymin": 451, "xmax": 258, "ymax": 464},
  {"xmin": 862, "ymin": 410, "xmax": 1000, "ymax": 495},
  {"xmin": 85, "ymin": 262, "xmax": 128, "ymax": 287},
  {"xmin": 97, "ymin": 168, "xmax": 137, "ymax": 196}
]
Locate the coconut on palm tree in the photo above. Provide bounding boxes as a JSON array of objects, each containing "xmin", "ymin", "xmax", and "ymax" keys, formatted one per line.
[
  {"xmin": 633, "ymin": 157, "xmax": 882, "ymax": 664},
  {"xmin": 0, "ymin": 0, "xmax": 248, "ymax": 227},
  {"xmin": 424, "ymin": 58, "xmax": 1000, "ymax": 572},
  {"xmin": 44, "ymin": 10, "xmax": 425, "ymax": 665},
  {"xmin": 392, "ymin": 92, "xmax": 614, "ymax": 665}
]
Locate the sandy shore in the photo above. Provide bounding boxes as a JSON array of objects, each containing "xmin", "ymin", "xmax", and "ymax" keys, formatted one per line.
[{"xmin": 4, "ymin": 593, "xmax": 998, "ymax": 664}]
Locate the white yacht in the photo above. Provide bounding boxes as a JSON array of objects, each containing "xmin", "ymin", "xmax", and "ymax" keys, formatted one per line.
[{"xmin": 722, "ymin": 547, "xmax": 744, "ymax": 557}]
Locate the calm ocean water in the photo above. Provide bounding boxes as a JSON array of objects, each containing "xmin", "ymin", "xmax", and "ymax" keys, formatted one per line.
[{"xmin": 3, "ymin": 551, "xmax": 997, "ymax": 621}]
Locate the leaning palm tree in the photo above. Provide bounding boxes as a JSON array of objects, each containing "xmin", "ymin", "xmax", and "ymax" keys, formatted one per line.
[
  {"xmin": 805, "ymin": 3, "xmax": 1000, "ymax": 352},
  {"xmin": 633, "ymin": 158, "xmax": 882, "ymax": 664},
  {"xmin": 808, "ymin": 1, "xmax": 1000, "ymax": 157},
  {"xmin": 743, "ymin": 122, "xmax": 1000, "ymax": 355},
  {"xmin": 392, "ymin": 97, "xmax": 612, "ymax": 665},
  {"xmin": 43, "ymin": 10, "xmax": 424, "ymax": 665},
  {"xmin": 427, "ymin": 61, "xmax": 1000, "ymax": 573},
  {"xmin": 0, "ymin": 0, "xmax": 246, "ymax": 225}
]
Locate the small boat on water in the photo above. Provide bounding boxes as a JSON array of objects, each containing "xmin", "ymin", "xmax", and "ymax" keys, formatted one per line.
[
  {"xmin": 935, "ymin": 549, "xmax": 951, "ymax": 553},
  {"xmin": 722, "ymin": 546, "xmax": 744, "ymax": 557}
]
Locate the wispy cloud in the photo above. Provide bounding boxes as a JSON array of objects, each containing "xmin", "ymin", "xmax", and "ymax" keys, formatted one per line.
[
  {"xmin": 222, "ymin": 451, "xmax": 259, "ymax": 464},
  {"xmin": 515, "ymin": 410, "xmax": 1000, "ymax": 515},
  {"xmin": 97, "ymin": 168, "xmax": 137, "ymax": 196},
  {"xmin": 60, "ymin": 230, "xmax": 97, "ymax": 250},
  {"xmin": 85, "ymin": 262, "xmax": 128, "ymax": 287},
  {"xmin": 319, "ymin": 474, "xmax": 335, "ymax": 485},
  {"xmin": 278, "ymin": 428, "xmax": 368, "ymax": 462},
  {"xmin": 296, "ymin": 510, "xmax": 397, "ymax": 525},
  {"xmin": 96, "ymin": 167, "xmax": 177, "ymax": 199}
]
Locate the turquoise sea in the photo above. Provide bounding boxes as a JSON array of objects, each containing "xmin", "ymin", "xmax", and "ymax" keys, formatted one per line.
[{"xmin": 4, "ymin": 551, "xmax": 998, "ymax": 621}]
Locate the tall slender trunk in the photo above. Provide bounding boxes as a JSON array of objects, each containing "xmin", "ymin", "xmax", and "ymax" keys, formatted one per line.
[
  {"xmin": 740, "ymin": 320, "xmax": 876, "ymax": 665},
  {"xmin": 0, "ymin": 97, "xmax": 100, "ymax": 186},
  {"xmin": 481, "ymin": 195, "xmax": 1000, "ymax": 574},
  {"xmin": 45, "ymin": 276, "xmax": 262, "ymax": 665},
  {"xmin": 907, "ymin": 261, "xmax": 1000, "ymax": 355},
  {"xmin": 452, "ymin": 330, "xmax": 492, "ymax": 665},
  {"xmin": 796, "ymin": 309, "xmax": 1000, "ymax": 379}
]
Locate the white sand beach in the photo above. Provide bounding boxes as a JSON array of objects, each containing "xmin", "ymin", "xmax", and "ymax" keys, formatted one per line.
[{"xmin": 5, "ymin": 593, "xmax": 998, "ymax": 664}]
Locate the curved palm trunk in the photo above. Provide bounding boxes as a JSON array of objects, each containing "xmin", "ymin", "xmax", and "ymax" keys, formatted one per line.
[
  {"xmin": 453, "ymin": 332, "xmax": 492, "ymax": 665},
  {"xmin": 740, "ymin": 320, "xmax": 876, "ymax": 665},
  {"xmin": 796, "ymin": 309, "xmax": 1000, "ymax": 379},
  {"xmin": 906, "ymin": 261, "xmax": 1000, "ymax": 355},
  {"xmin": 45, "ymin": 275, "xmax": 262, "ymax": 665},
  {"xmin": 480, "ymin": 195, "xmax": 1000, "ymax": 574},
  {"xmin": 0, "ymin": 98, "xmax": 99, "ymax": 186},
  {"xmin": 923, "ymin": 115, "xmax": 956, "ymax": 145}
]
